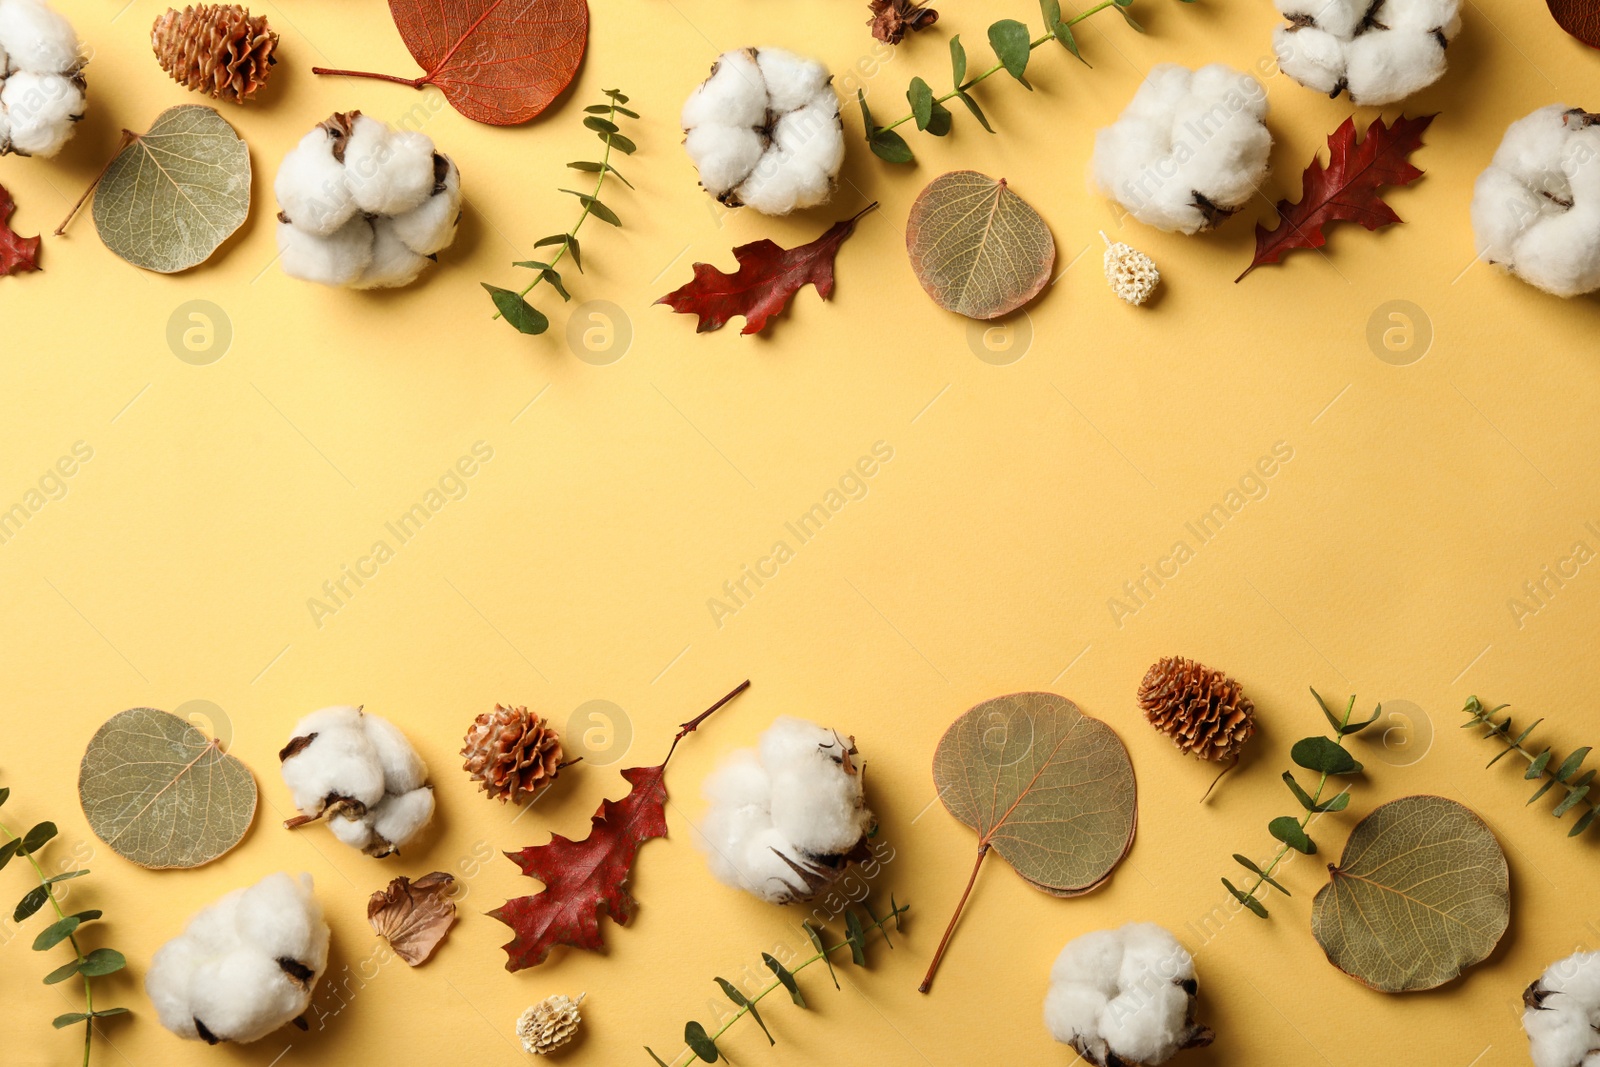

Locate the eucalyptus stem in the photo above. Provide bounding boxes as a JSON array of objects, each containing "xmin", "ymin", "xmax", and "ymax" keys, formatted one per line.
[
  {"xmin": 1462, "ymin": 696, "xmax": 1599, "ymax": 836},
  {"xmin": 879, "ymin": 0, "xmax": 1119, "ymax": 134}
]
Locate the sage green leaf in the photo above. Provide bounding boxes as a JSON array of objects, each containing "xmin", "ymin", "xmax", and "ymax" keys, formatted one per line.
[
  {"xmin": 1321, "ymin": 791, "xmax": 1351, "ymax": 812},
  {"xmin": 1527, "ymin": 749, "xmax": 1553, "ymax": 778},
  {"xmin": 1117, "ymin": 3, "xmax": 1145, "ymax": 31},
  {"xmin": 869, "ymin": 129, "xmax": 913, "ymax": 164},
  {"xmin": 0, "ymin": 785, "xmax": 9, "ymax": 807},
  {"xmin": 79, "ymin": 948, "xmax": 126, "ymax": 977},
  {"xmin": 1233, "ymin": 854, "xmax": 1288, "ymax": 895},
  {"xmin": 77, "ymin": 707, "xmax": 257, "ymax": 869},
  {"xmin": 483, "ymin": 285, "xmax": 549, "ymax": 335},
  {"xmin": 21, "ymin": 821, "xmax": 56, "ymax": 854},
  {"xmin": 906, "ymin": 172, "xmax": 1056, "ymax": 320},
  {"xmin": 1268, "ymin": 816, "xmax": 1315, "ymax": 854},
  {"xmin": 684, "ymin": 1021, "xmax": 718, "ymax": 1063},
  {"xmin": 1530, "ymin": 777, "xmax": 1558, "ymax": 804},
  {"xmin": 45, "ymin": 870, "xmax": 88, "ymax": 885},
  {"xmin": 1512, "ymin": 719, "xmax": 1544, "ymax": 745},
  {"xmin": 1555, "ymin": 747, "xmax": 1591, "ymax": 781},
  {"xmin": 606, "ymin": 133, "xmax": 638, "ymax": 154},
  {"xmin": 1311, "ymin": 795, "xmax": 1509, "ymax": 993},
  {"xmin": 92, "ymin": 1007, "xmax": 130, "ymax": 1018},
  {"xmin": 926, "ymin": 100, "xmax": 953, "ymax": 137},
  {"xmin": 956, "ymin": 92, "xmax": 994, "ymax": 133},
  {"xmin": 92, "ymin": 106, "xmax": 250, "ymax": 273},
  {"xmin": 33, "ymin": 915, "xmax": 81, "ymax": 951},
  {"xmin": 908, "ymin": 77, "xmax": 934, "ymax": 130},
  {"xmin": 844, "ymin": 910, "xmax": 867, "ymax": 966},
  {"xmin": 43, "ymin": 958, "xmax": 81, "ymax": 984},
  {"xmin": 1039, "ymin": 0, "xmax": 1061, "ymax": 26},
  {"xmin": 714, "ymin": 977, "xmax": 772, "ymax": 1044},
  {"xmin": 646, "ymin": 1048, "xmax": 672, "ymax": 1067},
  {"xmin": 52, "ymin": 1012, "xmax": 90, "ymax": 1029},
  {"xmin": 1282, "ymin": 771, "xmax": 1319, "ymax": 810},
  {"xmin": 15, "ymin": 885, "xmax": 48, "ymax": 922},
  {"xmin": 988, "ymin": 20, "xmax": 1032, "ymax": 79},
  {"xmin": 1222, "ymin": 877, "xmax": 1268, "ymax": 918},
  {"xmin": 1569, "ymin": 807, "xmax": 1597, "ymax": 836},
  {"xmin": 1055, "ymin": 21, "xmax": 1086, "ymax": 63},
  {"xmin": 0, "ymin": 838, "xmax": 17, "ymax": 871},
  {"xmin": 763, "ymin": 952, "xmax": 805, "ymax": 1007},
  {"xmin": 1552, "ymin": 786, "xmax": 1591, "ymax": 817},
  {"xmin": 950, "ymin": 34, "xmax": 967, "ymax": 85},
  {"xmin": 803, "ymin": 921, "xmax": 839, "ymax": 988},
  {"xmin": 583, "ymin": 116, "xmax": 619, "ymax": 133},
  {"xmin": 1291, "ymin": 736, "xmax": 1362, "ymax": 775}
]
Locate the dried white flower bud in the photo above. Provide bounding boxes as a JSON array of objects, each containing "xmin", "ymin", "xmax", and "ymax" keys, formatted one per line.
[
  {"xmin": 517, "ymin": 993, "xmax": 585, "ymax": 1055},
  {"xmin": 1101, "ymin": 232, "xmax": 1160, "ymax": 306}
]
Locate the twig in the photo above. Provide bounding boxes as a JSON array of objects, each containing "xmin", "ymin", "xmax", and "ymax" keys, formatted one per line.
[{"xmin": 1462, "ymin": 696, "xmax": 1598, "ymax": 837}]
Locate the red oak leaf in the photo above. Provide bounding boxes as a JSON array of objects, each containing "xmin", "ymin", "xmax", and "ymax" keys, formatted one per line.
[
  {"xmin": 313, "ymin": 0, "xmax": 588, "ymax": 126},
  {"xmin": 1237, "ymin": 114, "xmax": 1434, "ymax": 281},
  {"xmin": 656, "ymin": 204, "xmax": 876, "ymax": 336},
  {"xmin": 0, "ymin": 184, "xmax": 41, "ymax": 277},
  {"xmin": 1549, "ymin": 0, "xmax": 1600, "ymax": 48},
  {"xmin": 489, "ymin": 682, "xmax": 748, "ymax": 972}
]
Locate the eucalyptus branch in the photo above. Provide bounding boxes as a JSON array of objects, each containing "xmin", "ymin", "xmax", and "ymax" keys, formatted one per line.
[
  {"xmin": 1221, "ymin": 690, "xmax": 1379, "ymax": 919},
  {"xmin": 485, "ymin": 88, "xmax": 638, "ymax": 336},
  {"xmin": 859, "ymin": 0, "xmax": 1151, "ymax": 163},
  {"xmin": 0, "ymin": 784, "xmax": 128, "ymax": 1067},
  {"xmin": 646, "ymin": 897, "xmax": 909, "ymax": 1067},
  {"xmin": 1462, "ymin": 696, "xmax": 1598, "ymax": 837}
]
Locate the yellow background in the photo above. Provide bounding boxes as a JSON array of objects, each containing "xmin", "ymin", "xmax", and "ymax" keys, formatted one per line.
[{"xmin": 2, "ymin": 0, "xmax": 1599, "ymax": 1063}]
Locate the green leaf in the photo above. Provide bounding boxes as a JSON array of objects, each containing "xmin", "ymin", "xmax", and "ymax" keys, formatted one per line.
[
  {"xmin": 987, "ymin": 20, "xmax": 1032, "ymax": 79},
  {"xmin": 483, "ymin": 284, "xmax": 549, "ymax": 335},
  {"xmin": 0, "ymin": 785, "xmax": 8, "ymax": 806},
  {"xmin": 92, "ymin": 1007, "xmax": 130, "ymax": 1019},
  {"xmin": 1269, "ymin": 816, "xmax": 1315, "ymax": 854},
  {"xmin": 570, "ymin": 160, "xmax": 633, "ymax": 188},
  {"xmin": 646, "ymin": 1048, "xmax": 672, "ymax": 1067},
  {"xmin": 512, "ymin": 259, "xmax": 552, "ymax": 270},
  {"xmin": 908, "ymin": 77, "xmax": 934, "ymax": 131},
  {"xmin": 856, "ymin": 88, "xmax": 876, "ymax": 139},
  {"xmin": 583, "ymin": 116, "xmax": 619, "ymax": 134},
  {"xmin": 1485, "ymin": 739, "xmax": 1519, "ymax": 767},
  {"xmin": 560, "ymin": 190, "xmax": 621, "ymax": 226},
  {"xmin": 602, "ymin": 89, "xmax": 629, "ymax": 103},
  {"xmin": 803, "ymin": 921, "xmax": 839, "ymax": 989},
  {"xmin": 1555, "ymin": 747, "xmax": 1591, "ymax": 782},
  {"xmin": 1118, "ymin": 5, "xmax": 1145, "ymax": 32},
  {"xmin": 926, "ymin": 100, "xmax": 953, "ymax": 137},
  {"xmin": 52, "ymin": 1013, "xmax": 89, "ymax": 1029},
  {"xmin": 1222, "ymin": 877, "xmax": 1268, "ymax": 918},
  {"xmin": 606, "ymin": 133, "xmax": 638, "ymax": 154},
  {"xmin": 79, "ymin": 948, "xmax": 127, "ymax": 977},
  {"xmin": 43, "ymin": 958, "xmax": 81, "ymax": 984},
  {"xmin": 33, "ymin": 915, "xmax": 81, "ymax": 951},
  {"xmin": 1527, "ymin": 749, "xmax": 1553, "ymax": 778},
  {"xmin": 950, "ymin": 34, "xmax": 967, "ymax": 86},
  {"xmin": 844, "ymin": 910, "xmax": 868, "ymax": 966},
  {"xmin": 1282, "ymin": 771, "xmax": 1319, "ymax": 811},
  {"xmin": 611, "ymin": 106, "xmax": 640, "ymax": 119},
  {"xmin": 21, "ymin": 821, "xmax": 57, "ymax": 854},
  {"xmin": 684, "ymin": 1021, "xmax": 718, "ymax": 1063},
  {"xmin": 1054, "ymin": 21, "xmax": 1087, "ymax": 64},
  {"xmin": 584, "ymin": 104, "xmax": 613, "ymax": 114},
  {"xmin": 45, "ymin": 870, "xmax": 88, "ymax": 886},
  {"xmin": 15, "ymin": 885, "xmax": 48, "ymax": 922},
  {"xmin": 869, "ymin": 129, "xmax": 913, "ymax": 164},
  {"xmin": 955, "ymin": 92, "xmax": 994, "ymax": 133},
  {"xmin": 1568, "ymin": 807, "xmax": 1597, "ymax": 837},
  {"xmin": 861, "ymin": 898, "xmax": 892, "ymax": 948},
  {"xmin": 1291, "ymin": 736, "xmax": 1362, "ymax": 776},
  {"xmin": 1233, "ymin": 853, "xmax": 1288, "ymax": 895},
  {"xmin": 0, "ymin": 838, "xmax": 19, "ymax": 871},
  {"xmin": 1553, "ymin": 786, "xmax": 1591, "ymax": 818},
  {"xmin": 71, "ymin": 910, "xmax": 103, "ymax": 924},
  {"xmin": 1039, "ymin": 0, "xmax": 1061, "ymax": 26},
  {"xmin": 715, "ymin": 977, "xmax": 773, "ymax": 1044},
  {"xmin": 1511, "ymin": 718, "xmax": 1544, "ymax": 746},
  {"xmin": 763, "ymin": 952, "xmax": 805, "ymax": 1007},
  {"xmin": 542, "ymin": 268, "xmax": 570, "ymax": 302},
  {"xmin": 1530, "ymin": 778, "xmax": 1558, "ymax": 804}
]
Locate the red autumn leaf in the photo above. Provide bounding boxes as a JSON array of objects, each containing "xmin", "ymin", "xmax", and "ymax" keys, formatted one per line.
[
  {"xmin": 1549, "ymin": 0, "xmax": 1600, "ymax": 48},
  {"xmin": 656, "ymin": 204, "xmax": 876, "ymax": 336},
  {"xmin": 0, "ymin": 184, "xmax": 41, "ymax": 277},
  {"xmin": 313, "ymin": 0, "xmax": 588, "ymax": 126},
  {"xmin": 1237, "ymin": 113, "xmax": 1434, "ymax": 282},
  {"xmin": 489, "ymin": 682, "xmax": 748, "ymax": 972}
]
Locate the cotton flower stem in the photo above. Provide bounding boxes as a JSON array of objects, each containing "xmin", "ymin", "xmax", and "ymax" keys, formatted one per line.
[
  {"xmin": 879, "ymin": 0, "xmax": 1119, "ymax": 135},
  {"xmin": 917, "ymin": 842, "xmax": 989, "ymax": 994},
  {"xmin": 54, "ymin": 130, "xmax": 137, "ymax": 236},
  {"xmin": 309, "ymin": 67, "xmax": 427, "ymax": 88}
]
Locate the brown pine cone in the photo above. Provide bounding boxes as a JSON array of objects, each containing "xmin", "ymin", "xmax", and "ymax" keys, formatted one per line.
[
  {"xmin": 152, "ymin": 4, "xmax": 278, "ymax": 104},
  {"xmin": 1137, "ymin": 656, "xmax": 1255, "ymax": 761},
  {"xmin": 461, "ymin": 704, "xmax": 564, "ymax": 803}
]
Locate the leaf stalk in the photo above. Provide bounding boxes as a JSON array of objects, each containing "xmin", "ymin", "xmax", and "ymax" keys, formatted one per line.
[{"xmin": 917, "ymin": 843, "xmax": 987, "ymax": 993}]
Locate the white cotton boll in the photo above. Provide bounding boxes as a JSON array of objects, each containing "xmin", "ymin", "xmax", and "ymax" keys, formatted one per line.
[
  {"xmin": 278, "ymin": 705, "xmax": 385, "ymax": 814},
  {"xmin": 682, "ymin": 46, "xmax": 844, "ymax": 215},
  {"xmin": 345, "ymin": 115, "xmax": 436, "ymax": 216},
  {"xmin": 1275, "ymin": 0, "xmax": 1361, "ymax": 38},
  {"xmin": 1091, "ymin": 63, "xmax": 1272, "ymax": 235},
  {"xmin": 2, "ymin": 70, "xmax": 80, "ymax": 156},
  {"xmin": 762, "ymin": 718, "xmax": 870, "ymax": 856},
  {"xmin": 369, "ymin": 785, "xmax": 435, "ymax": 852},
  {"xmin": 275, "ymin": 128, "xmax": 358, "ymax": 237},
  {"xmin": 361, "ymin": 710, "xmax": 428, "ymax": 790},
  {"xmin": 1512, "ymin": 210, "xmax": 1600, "ymax": 297},
  {"xmin": 1274, "ymin": 27, "xmax": 1345, "ymax": 96},
  {"xmin": 1525, "ymin": 952, "xmax": 1600, "ymax": 1067},
  {"xmin": 279, "ymin": 706, "xmax": 434, "ymax": 855},
  {"xmin": 328, "ymin": 810, "xmax": 374, "ymax": 851},
  {"xmin": 277, "ymin": 217, "xmax": 375, "ymax": 288},
  {"xmin": 1469, "ymin": 167, "xmax": 1547, "ymax": 263},
  {"xmin": 1271, "ymin": 0, "xmax": 1460, "ymax": 106},
  {"xmin": 1044, "ymin": 924, "xmax": 1211, "ymax": 1067},
  {"xmin": 388, "ymin": 156, "xmax": 460, "ymax": 256},
  {"xmin": 1344, "ymin": 29, "xmax": 1446, "ymax": 107},
  {"xmin": 146, "ymin": 873, "xmax": 329, "ymax": 1045},
  {"xmin": 1381, "ymin": 0, "xmax": 1461, "ymax": 34},
  {"xmin": 0, "ymin": 0, "xmax": 80, "ymax": 75}
]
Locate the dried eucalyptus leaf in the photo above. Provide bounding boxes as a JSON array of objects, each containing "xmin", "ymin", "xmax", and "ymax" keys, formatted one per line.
[
  {"xmin": 1311, "ymin": 795, "xmax": 1509, "ymax": 993},
  {"xmin": 92, "ymin": 105, "xmax": 251, "ymax": 274},
  {"xmin": 905, "ymin": 171, "xmax": 1055, "ymax": 320},
  {"xmin": 78, "ymin": 707, "xmax": 257, "ymax": 869}
]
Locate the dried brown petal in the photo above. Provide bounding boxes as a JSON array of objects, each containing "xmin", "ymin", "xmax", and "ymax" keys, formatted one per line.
[
  {"xmin": 868, "ymin": 0, "xmax": 938, "ymax": 44},
  {"xmin": 368, "ymin": 871, "xmax": 457, "ymax": 966}
]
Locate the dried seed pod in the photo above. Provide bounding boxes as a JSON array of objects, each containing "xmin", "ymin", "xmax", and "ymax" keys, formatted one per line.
[
  {"xmin": 1137, "ymin": 656, "xmax": 1255, "ymax": 762},
  {"xmin": 151, "ymin": 4, "xmax": 278, "ymax": 104},
  {"xmin": 461, "ymin": 704, "xmax": 567, "ymax": 804},
  {"xmin": 517, "ymin": 993, "xmax": 585, "ymax": 1055},
  {"xmin": 1101, "ymin": 232, "xmax": 1160, "ymax": 306}
]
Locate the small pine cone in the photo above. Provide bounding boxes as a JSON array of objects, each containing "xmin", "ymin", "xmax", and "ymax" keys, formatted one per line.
[
  {"xmin": 461, "ymin": 704, "xmax": 564, "ymax": 803},
  {"xmin": 152, "ymin": 4, "xmax": 278, "ymax": 104},
  {"xmin": 517, "ymin": 993, "xmax": 584, "ymax": 1055},
  {"xmin": 1137, "ymin": 656, "xmax": 1254, "ymax": 761}
]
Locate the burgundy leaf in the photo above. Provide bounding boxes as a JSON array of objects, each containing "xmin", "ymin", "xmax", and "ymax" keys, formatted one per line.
[{"xmin": 0, "ymin": 184, "xmax": 41, "ymax": 277}]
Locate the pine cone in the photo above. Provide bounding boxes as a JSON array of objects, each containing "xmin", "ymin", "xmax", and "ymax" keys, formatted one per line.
[
  {"xmin": 1137, "ymin": 656, "xmax": 1255, "ymax": 761},
  {"xmin": 516, "ymin": 993, "xmax": 584, "ymax": 1055},
  {"xmin": 152, "ymin": 5, "xmax": 278, "ymax": 104},
  {"xmin": 461, "ymin": 704, "xmax": 564, "ymax": 803}
]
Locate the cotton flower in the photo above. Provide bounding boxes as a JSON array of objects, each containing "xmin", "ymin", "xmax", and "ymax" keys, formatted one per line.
[
  {"xmin": 1044, "ymin": 924, "xmax": 1214, "ymax": 1067},
  {"xmin": 274, "ymin": 111, "xmax": 462, "ymax": 289},
  {"xmin": 146, "ymin": 872, "xmax": 330, "ymax": 1045},
  {"xmin": 697, "ymin": 717, "xmax": 875, "ymax": 903},
  {"xmin": 1471, "ymin": 106, "xmax": 1600, "ymax": 298},
  {"xmin": 682, "ymin": 47, "xmax": 844, "ymax": 215},
  {"xmin": 1524, "ymin": 951, "xmax": 1600, "ymax": 1067},
  {"xmin": 1274, "ymin": 0, "xmax": 1460, "ymax": 107},
  {"xmin": 279, "ymin": 705, "xmax": 435, "ymax": 857},
  {"xmin": 0, "ymin": 0, "xmax": 85, "ymax": 157},
  {"xmin": 1091, "ymin": 63, "xmax": 1271, "ymax": 235}
]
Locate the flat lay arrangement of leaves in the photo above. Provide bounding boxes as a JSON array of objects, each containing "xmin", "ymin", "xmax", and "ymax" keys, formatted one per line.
[
  {"xmin": 905, "ymin": 172, "xmax": 1055, "ymax": 320},
  {"xmin": 656, "ymin": 204, "xmax": 876, "ymax": 335},
  {"xmin": 486, "ymin": 89, "xmax": 638, "ymax": 335},
  {"xmin": 1221, "ymin": 690, "xmax": 1378, "ymax": 919},
  {"xmin": 1310, "ymin": 795, "xmax": 1510, "ymax": 993},
  {"xmin": 0, "ymin": 783, "xmax": 128, "ymax": 1067},
  {"xmin": 1462, "ymin": 695, "xmax": 1599, "ymax": 837},
  {"xmin": 921, "ymin": 691, "xmax": 1136, "ymax": 992},
  {"xmin": 646, "ymin": 898, "xmax": 910, "ymax": 1067}
]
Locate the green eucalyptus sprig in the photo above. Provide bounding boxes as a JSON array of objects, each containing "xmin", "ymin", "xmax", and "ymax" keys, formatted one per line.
[
  {"xmin": 1221, "ymin": 690, "xmax": 1379, "ymax": 919},
  {"xmin": 646, "ymin": 897, "xmax": 909, "ymax": 1067},
  {"xmin": 1462, "ymin": 696, "xmax": 1598, "ymax": 838},
  {"xmin": 485, "ymin": 89, "xmax": 638, "ymax": 336},
  {"xmin": 860, "ymin": 0, "xmax": 1172, "ymax": 163},
  {"xmin": 0, "ymin": 784, "xmax": 128, "ymax": 1067}
]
